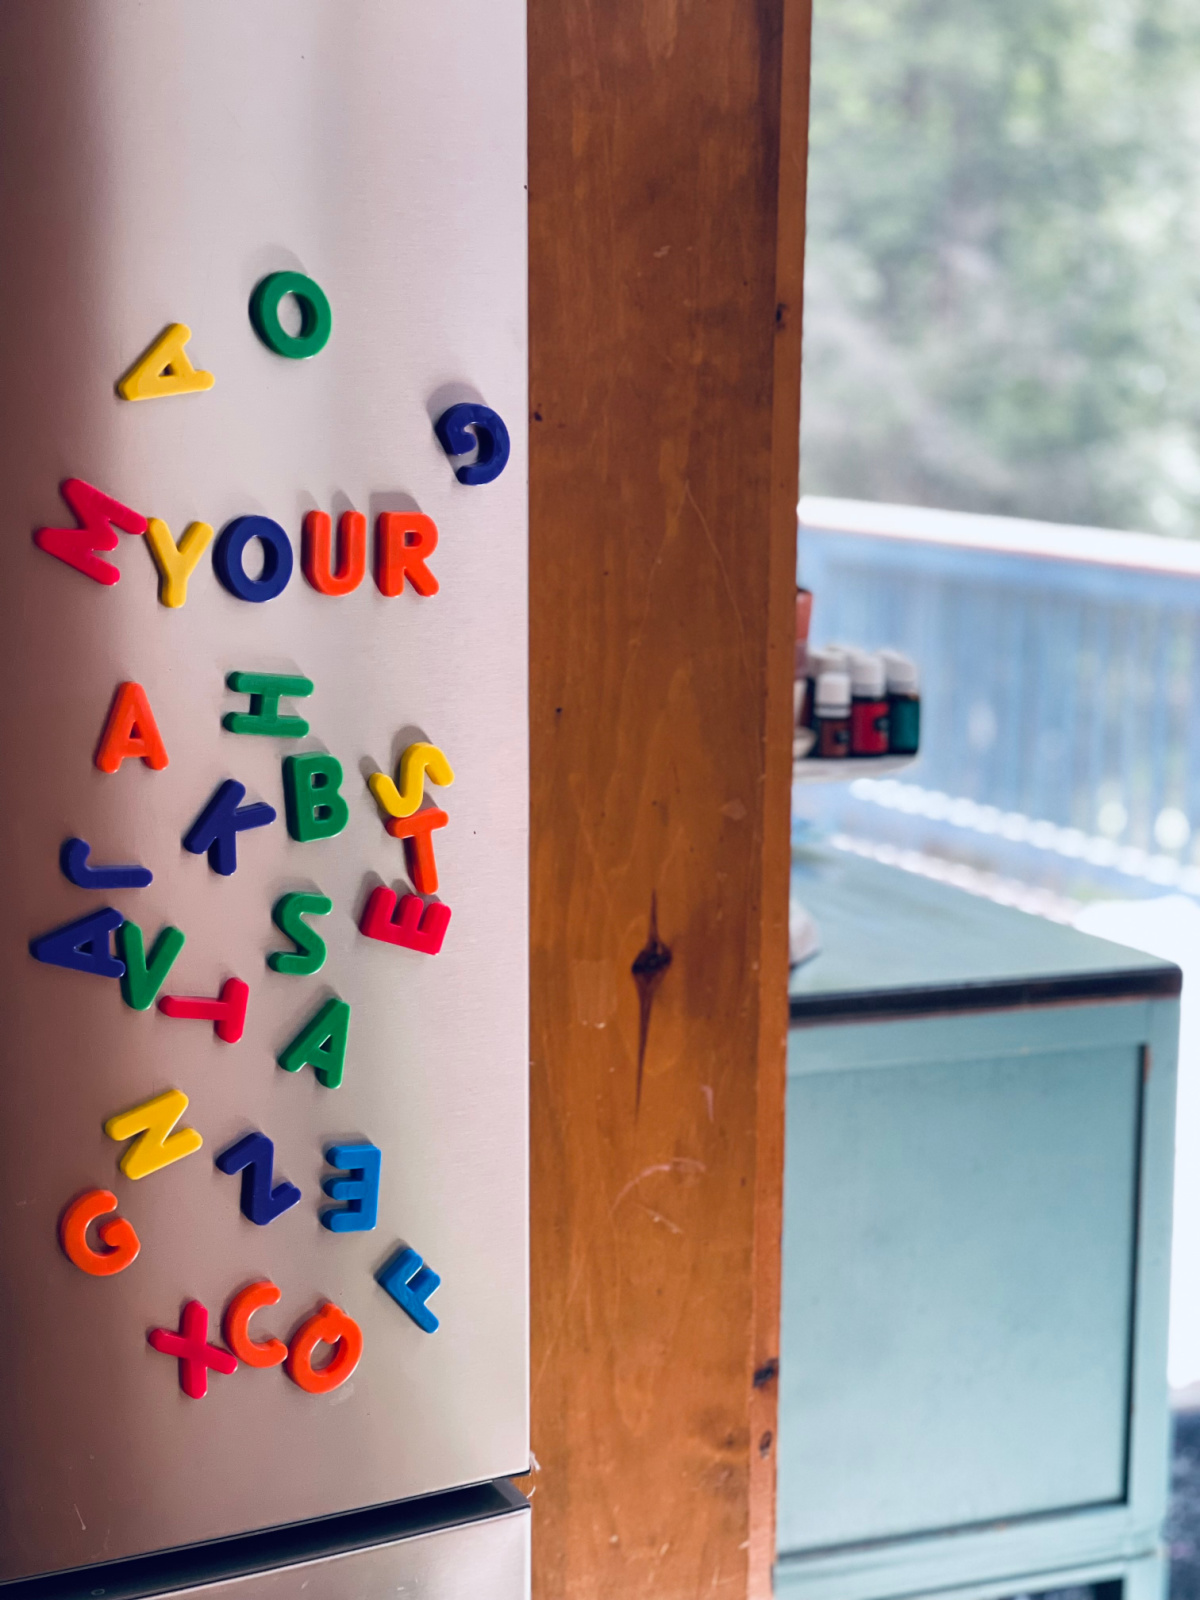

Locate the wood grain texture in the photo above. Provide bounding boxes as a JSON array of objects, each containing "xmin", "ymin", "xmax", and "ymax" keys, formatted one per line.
[{"xmin": 526, "ymin": 1, "xmax": 811, "ymax": 1595}]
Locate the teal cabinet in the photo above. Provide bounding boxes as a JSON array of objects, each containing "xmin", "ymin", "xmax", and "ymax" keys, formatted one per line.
[{"xmin": 778, "ymin": 851, "xmax": 1181, "ymax": 1600}]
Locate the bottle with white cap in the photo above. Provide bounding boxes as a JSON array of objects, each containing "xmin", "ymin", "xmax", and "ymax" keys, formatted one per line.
[
  {"xmin": 804, "ymin": 645, "xmax": 847, "ymax": 731},
  {"xmin": 813, "ymin": 669, "xmax": 852, "ymax": 758},
  {"xmin": 880, "ymin": 649, "xmax": 920, "ymax": 755},
  {"xmin": 848, "ymin": 650, "xmax": 890, "ymax": 756}
]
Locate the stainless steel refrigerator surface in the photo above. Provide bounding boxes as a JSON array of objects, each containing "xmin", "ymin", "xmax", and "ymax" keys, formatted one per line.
[
  {"xmin": 0, "ymin": 0, "xmax": 527, "ymax": 1584},
  {"xmin": 162, "ymin": 1511, "xmax": 530, "ymax": 1600},
  {"xmin": 166, "ymin": 1511, "xmax": 532, "ymax": 1600},
  {"xmin": 4, "ymin": 1486, "xmax": 530, "ymax": 1600}
]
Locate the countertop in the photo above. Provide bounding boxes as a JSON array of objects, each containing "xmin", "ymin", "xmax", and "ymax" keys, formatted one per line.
[{"xmin": 789, "ymin": 845, "xmax": 1181, "ymax": 1022}]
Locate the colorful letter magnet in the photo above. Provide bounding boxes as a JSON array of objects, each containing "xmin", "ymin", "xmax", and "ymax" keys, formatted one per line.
[
  {"xmin": 377, "ymin": 1246, "xmax": 441, "ymax": 1333},
  {"xmin": 213, "ymin": 517, "xmax": 293, "ymax": 603},
  {"xmin": 104, "ymin": 1088, "xmax": 202, "ymax": 1180},
  {"xmin": 34, "ymin": 478, "xmax": 147, "ymax": 586},
  {"xmin": 118, "ymin": 921, "xmax": 185, "ymax": 1011},
  {"xmin": 374, "ymin": 511, "xmax": 439, "ymax": 598},
  {"xmin": 183, "ymin": 780, "xmax": 276, "ymax": 875},
  {"xmin": 283, "ymin": 754, "xmax": 348, "ymax": 841},
  {"xmin": 215, "ymin": 1132, "xmax": 301, "ymax": 1226},
  {"xmin": 268, "ymin": 892, "xmax": 331, "ymax": 976},
  {"xmin": 384, "ymin": 807, "xmax": 448, "ymax": 894},
  {"xmin": 250, "ymin": 271, "xmax": 332, "ymax": 360},
  {"xmin": 277, "ymin": 998, "xmax": 350, "ymax": 1089},
  {"xmin": 117, "ymin": 323, "xmax": 214, "ymax": 401},
  {"xmin": 367, "ymin": 742, "xmax": 454, "ymax": 821},
  {"xmin": 30, "ymin": 907, "xmax": 125, "ymax": 978},
  {"xmin": 321, "ymin": 1143, "xmax": 381, "ymax": 1232},
  {"xmin": 223, "ymin": 1281, "xmax": 286, "ymax": 1368},
  {"xmin": 145, "ymin": 517, "xmax": 213, "ymax": 608},
  {"xmin": 148, "ymin": 1300, "xmax": 237, "ymax": 1398},
  {"xmin": 61, "ymin": 838, "xmax": 152, "ymax": 891},
  {"xmin": 59, "ymin": 1189, "xmax": 140, "ymax": 1277},
  {"xmin": 95, "ymin": 682, "xmax": 169, "ymax": 773},
  {"xmin": 359, "ymin": 888, "xmax": 450, "ymax": 955},
  {"xmin": 223, "ymin": 671, "xmax": 313, "ymax": 738},
  {"xmin": 303, "ymin": 509, "xmax": 365, "ymax": 595},
  {"xmin": 285, "ymin": 1303, "xmax": 362, "ymax": 1395},
  {"xmin": 158, "ymin": 977, "xmax": 249, "ymax": 1044},
  {"xmin": 434, "ymin": 401, "xmax": 511, "ymax": 485}
]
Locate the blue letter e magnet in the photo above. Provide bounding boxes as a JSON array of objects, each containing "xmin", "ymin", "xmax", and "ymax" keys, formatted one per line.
[{"xmin": 320, "ymin": 1142, "xmax": 381, "ymax": 1233}]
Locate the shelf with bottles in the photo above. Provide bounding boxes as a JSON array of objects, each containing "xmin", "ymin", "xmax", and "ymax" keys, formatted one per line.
[
  {"xmin": 791, "ymin": 588, "xmax": 921, "ymax": 783},
  {"xmin": 793, "ymin": 750, "xmax": 917, "ymax": 784}
]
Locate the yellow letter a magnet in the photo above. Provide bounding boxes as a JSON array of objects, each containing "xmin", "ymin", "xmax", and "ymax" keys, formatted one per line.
[{"xmin": 117, "ymin": 323, "xmax": 215, "ymax": 401}]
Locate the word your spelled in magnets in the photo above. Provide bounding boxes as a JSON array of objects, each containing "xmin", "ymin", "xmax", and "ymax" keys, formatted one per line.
[
  {"xmin": 117, "ymin": 323, "xmax": 214, "ymax": 402},
  {"xmin": 434, "ymin": 401, "xmax": 511, "ymax": 486},
  {"xmin": 148, "ymin": 1299, "xmax": 237, "ymax": 1399},
  {"xmin": 60, "ymin": 838, "xmax": 153, "ymax": 891},
  {"xmin": 95, "ymin": 681, "xmax": 169, "ymax": 774},
  {"xmin": 59, "ymin": 1189, "xmax": 141, "ymax": 1277},
  {"xmin": 158, "ymin": 977, "xmax": 249, "ymax": 1044},
  {"xmin": 184, "ymin": 779, "xmax": 276, "ymax": 875},
  {"xmin": 104, "ymin": 1088, "xmax": 203, "ymax": 1181},
  {"xmin": 360, "ymin": 887, "xmax": 451, "ymax": 956},
  {"xmin": 34, "ymin": 477, "xmax": 147, "ymax": 586},
  {"xmin": 321, "ymin": 1143, "xmax": 382, "ymax": 1233},
  {"xmin": 377, "ymin": 1246, "xmax": 442, "ymax": 1333},
  {"xmin": 215, "ymin": 1132, "xmax": 301, "ymax": 1226},
  {"xmin": 35, "ymin": 493, "xmax": 448, "ymax": 607},
  {"xmin": 268, "ymin": 892, "xmax": 331, "ymax": 976},
  {"xmin": 217, "ymin": 509, "xmax": 442, "ymax": 605}
]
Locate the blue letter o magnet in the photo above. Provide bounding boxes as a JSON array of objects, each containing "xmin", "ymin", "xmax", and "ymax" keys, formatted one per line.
[{"xmin": 214, "ymin": 517, "xmax": 294, "ymax": 603}]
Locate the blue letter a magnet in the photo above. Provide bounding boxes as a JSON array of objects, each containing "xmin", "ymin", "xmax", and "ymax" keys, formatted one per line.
[{"xmin": 30, "ymin": 907, "xmax": 125, "ymax": 978}]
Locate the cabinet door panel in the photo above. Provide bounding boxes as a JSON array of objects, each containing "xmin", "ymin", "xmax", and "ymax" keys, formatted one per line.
[{"xmin": 778, "ymin": 1032, "xmax": 1141, "ymax": 1553}]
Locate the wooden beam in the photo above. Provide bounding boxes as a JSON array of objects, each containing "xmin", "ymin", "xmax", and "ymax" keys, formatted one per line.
[{"xmin": 526, "ymin": 0, "xmax": 812, "ymax": 1593}]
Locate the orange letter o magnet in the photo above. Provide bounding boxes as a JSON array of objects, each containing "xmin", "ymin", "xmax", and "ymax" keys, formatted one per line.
[{"xmin": 285, "ymin": 1301, "xmax": 363, "ymax": 1395}]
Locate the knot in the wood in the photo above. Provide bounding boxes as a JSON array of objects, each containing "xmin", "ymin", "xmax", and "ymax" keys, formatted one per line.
[
  {"xmin": 631, "ymin": 938, "xmax": 672, "ymax": 982},
  {"xmin": 631, "ymin": 894, "xmax": 673, "ymax": 1113}
]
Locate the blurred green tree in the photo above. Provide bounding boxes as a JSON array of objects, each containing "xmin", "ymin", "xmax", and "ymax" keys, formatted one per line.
[{"xmin": 802, "ymin": 0, "xmax": 1200, "ymax": 535}]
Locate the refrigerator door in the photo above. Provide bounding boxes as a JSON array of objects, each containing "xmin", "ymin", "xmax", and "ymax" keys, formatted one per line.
[
  {"xmin": 0, "ymin": 0, "xmax": 527, "ymax": 1583},
  {"xmin": 163, "ymin": 1511, "xmax": 530, "ymax": 1600},
  {"xmin": 159, "ymin": 1511, "xmax": 530, "ymax": 1600},
  {"xmin": 21, "ymin": 1497, "xmax": 531, "ymax": 1600}
]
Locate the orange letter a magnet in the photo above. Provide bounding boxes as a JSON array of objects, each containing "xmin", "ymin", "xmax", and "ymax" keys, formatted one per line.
[{"xmin": 95, "ymin": 682, "xmax": 169, "ymax": 774}]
